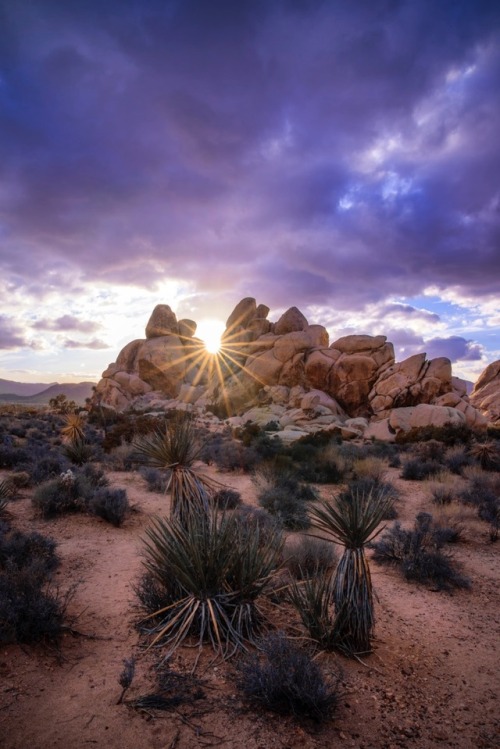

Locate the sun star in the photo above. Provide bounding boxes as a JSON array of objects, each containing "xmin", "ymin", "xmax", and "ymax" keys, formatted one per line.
[{"xmin": 196, "ymin": 318, "xmax": 225, "ymax": 355}]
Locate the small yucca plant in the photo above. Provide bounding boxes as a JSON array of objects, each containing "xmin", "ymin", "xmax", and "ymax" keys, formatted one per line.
[
  {"xmin": 469, "ymin": 441, "xmax": 499, "ymax": 471},
  {"xmin": 61, "ymin": 413, "xmax": 85, "ymax": 443},
  {"xmin": 139, "ymin": 508, "xmax": 283, "ymax": 659},
  {"xmin": 0, "ymin": 479, "xmax": 14, "ymax": 515},
  {"xmin": 309, "ymin": 487, "xmax": 392, "ymax": 655},
  {"xmin": 134, "ymin": 414, "xmax": 216, "ymax": 523}
]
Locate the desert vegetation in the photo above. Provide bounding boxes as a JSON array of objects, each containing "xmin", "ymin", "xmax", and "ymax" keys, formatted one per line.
[{"xmin": 0, "ymin": 403, "xmax": 498, "ymax": 748}]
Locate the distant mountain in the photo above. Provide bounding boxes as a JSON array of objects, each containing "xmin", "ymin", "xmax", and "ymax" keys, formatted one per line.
[
  {"xmin": 0, "ymin": 378, "xmax": 58, "ymax": 396},
  {"xmin": 0, "ymin": 381, "xmax": 96, "ymax": 405}
]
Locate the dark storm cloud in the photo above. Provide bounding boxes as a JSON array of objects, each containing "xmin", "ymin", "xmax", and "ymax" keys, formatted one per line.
[{"xmin": 1, "ymin": 0, "xmax": 500, "ymax": 309}]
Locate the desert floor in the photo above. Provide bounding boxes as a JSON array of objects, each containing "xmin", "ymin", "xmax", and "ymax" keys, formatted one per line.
[{"xmin": 0, "ymin": 464, "xmax": 498, "ymax": 749}]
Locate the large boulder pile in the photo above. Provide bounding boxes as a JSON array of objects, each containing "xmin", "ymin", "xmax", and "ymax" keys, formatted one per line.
[{"xmin": 93, "ymin": 297, "xmax": 490, "ymax": 439}]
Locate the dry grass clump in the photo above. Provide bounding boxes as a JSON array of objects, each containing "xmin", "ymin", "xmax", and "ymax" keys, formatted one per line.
[{"xmin": 236, "ymin": 631, "xmax": 342, "ymax": 723}]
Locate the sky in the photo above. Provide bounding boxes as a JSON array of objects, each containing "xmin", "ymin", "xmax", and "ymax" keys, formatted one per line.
[{"xmin": 1, "ymin": 0, "xmax": 499, "ymax": 385}]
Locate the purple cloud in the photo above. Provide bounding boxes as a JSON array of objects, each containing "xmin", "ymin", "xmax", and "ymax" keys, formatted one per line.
[
  {"xmin": 33, "ymin": 315, "xmax": 102, "ymax": 333},
  {"xmin": 0, "ymin": 0, "xmax": 498, "ymax": 352},
  {"xmin": 63, "ymin": 338, "xmax": 110, "ymax": 350},
  {"xmin": 0, "ymin": 316, "xmax": 29, "ymax": 349}
]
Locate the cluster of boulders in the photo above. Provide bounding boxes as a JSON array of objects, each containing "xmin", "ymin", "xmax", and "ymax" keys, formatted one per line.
[{"xmin": 93, "ymin": 297, "xmax": 495, "ymax": 441}]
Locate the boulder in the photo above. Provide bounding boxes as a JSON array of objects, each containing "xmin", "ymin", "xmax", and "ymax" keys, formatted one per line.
[
  {"xmin": 331, "ymin": 334, "xmax": 388, "ymax": 354},
  {"xmin": 470, "ymin": 360, "xmax": 500, "ymax": 423},
  {"xmin": 225, "ymin": 297, "xmax": 257, "ymax": 331},
  {"xmin": 370, "ymin": 354, "xmax": 452, "ymax": 415},
  {"xmin": 274, "ymin": 306, "xmax": 308, "ymax": 335},
  {"xmin": 145, "ymin": 304, "xmax": 178, "ymax": 338},
  {"xmin": 136, "ymin": 336, "xmax": 186, "ymax": 396},
  {"xmin": 178, "ymin": 319, "xmax": 197, "ymax": 339},
  {"xmin": 245, "ymin": 349, "xmax": 283, "ymax": 386}
]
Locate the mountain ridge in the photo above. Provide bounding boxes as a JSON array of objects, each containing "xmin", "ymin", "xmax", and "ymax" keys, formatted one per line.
[{"xmin": 0, "ymin": 380, "xmax": 96, "ymax": 405}]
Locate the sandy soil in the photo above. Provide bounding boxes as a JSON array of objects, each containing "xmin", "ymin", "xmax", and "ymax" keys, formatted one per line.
[{"xmin": 0, "ymin": 465, "xmax": 498, "ymax": 749}]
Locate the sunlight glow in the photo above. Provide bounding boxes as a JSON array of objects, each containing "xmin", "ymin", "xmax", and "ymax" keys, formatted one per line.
[{"xmin": 197, "ymin": 319, "xmax": 225, "ymax": 354}]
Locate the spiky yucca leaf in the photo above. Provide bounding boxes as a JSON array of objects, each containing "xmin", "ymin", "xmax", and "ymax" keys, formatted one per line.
[
  {"xmin": 469, "ymin": 441, "xmax": 499, "ymax": 471},
  {"xmin": 139, "ymin": 509, "xmax": 283, "ymax": 658},
  {"xmin": 61, "ymin": 413, "xmax": 85, "ymax": 443},
  {"xmin": 133, "ymin": 415, "xmax": 201, "ymax": 469},
  {"xmin": 288, "ymin": 573, "xmax": 336, "ymax": 649},
  {"xmin": 134, "ymin": 415, "xmax": 218, "ymax": 522},
  {"xmin": 310, "ymin": 487, "xmax": 392, "ymax": 549},
  {"xmin": 309, "ymin": 487, "xmax": 392, "ymax": 655}
]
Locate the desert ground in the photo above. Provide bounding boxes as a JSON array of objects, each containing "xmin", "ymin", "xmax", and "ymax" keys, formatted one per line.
[{"xmin": 0, "ymin": 443, "xmax": 499, "ymax": 749}]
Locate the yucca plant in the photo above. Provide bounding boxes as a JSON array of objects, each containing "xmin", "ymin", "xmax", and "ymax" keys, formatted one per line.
[
  {"xmin": 288, "ymin": 572, "xmax": 336, "ymax": 650},
  {"xmin": 139, "ymin": 508, "xmax": 283, "ymax": 659},
  {"xmin": 134, "ymin": 414, "xmax": 216, "ymax": 523},
  {"xmin": 61, "ymin": 413, "xmax": 85, "ymax": 443},
  {"xmin": 0, "ymin": 479, "xmax": 14, "ymax": 516},
  {"xmin": 469, "ymin": 441, "xmax": 499, "ymax": 471},
  {"xmin": 309, "ymin": 487, "xmax": 392, "ymax": 656}
]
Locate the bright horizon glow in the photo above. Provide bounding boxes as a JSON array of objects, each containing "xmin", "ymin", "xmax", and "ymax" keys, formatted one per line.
[{"xmin": 196, "ymin": 319, "xmax": 225, "ymax": 354}]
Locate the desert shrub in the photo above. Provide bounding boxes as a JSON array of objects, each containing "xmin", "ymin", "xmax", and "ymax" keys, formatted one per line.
[
  {"xmin": 370, "ymin": 513, "xmax": 470, "ymax": 591},
  {"xmin": 445, "ymin": 446, "xmax": 472, "ymax": 475},
  {"xmin": 0, "ymin": 444, "xmax": 29, "ymax": 469},
  {"xmin": 258, "ymin": 486, "xmax": 311, "ymax": 531},
  {"xmin": 236, "ymin": 632, "xmax": 341, "ymax": 723},
  {"xmin": 102, "ymin": 444, "xmax": 138, "ymax": 471},
  {"xmin": 0, "ymin": 571, "xmax": 67, "ymax": 643},
  {"xmin": 395, "ymin": 423, "xmax": 473, "ymax": 446},
  {"xmin": 459, "ymin": 468, "xmax": 498, "ymax": 507},
  {"xmin": 413, "ymin": 439, "xmax": 446, "ymax": 462},
  {"xmin": 9, "ymin": 471, "xmax": 31, "ymax": 489},
  {"xmin": 0, "ymin": 524, "xmax": 69, "ymax": 644},
  {"xmin": 138, "ymin": 509, "xmax": 282, "ymax": 656},
  {"xmin": 264, "ymin": 420, "xmax": 280, "ymax": 432},
  {"xmin": 338, "ymin": 477, "xmax": 398, "ymax": 519},
  {"xmin": 478, "ymin": 497, "xmax": 500, "ymax": 541},
  {"xmin": 87, "ymin": 488, "xmax": 129, "ymax": 527},
  {"xmin": 0, "ymin": 527, "xmax": 58, "ymax": 574},
  {"xmin": 292, "ymin": 444, "xmax": 346, "ymax": 484},
  {"xmin": 32, "ymin": 474, "xmax": 83, "ymax": 517},
  {"xmin": 125, "ymin": 661, "xmax": 205, "ymax": 711},
  {"xmin": 401, "ymin": 458, "xmax": 442, "ymax": 481},
  {"xmin": 77, "ymin": 462, "xmax": 109, "ymax": 489},
  {"xmin": 284, "ymin": 535, "xmax": 337, "ymax": 580},
  {"xmin": 231, "ymin": 505, "xmax": 280, "ymax": 545},
  {"xmin": 212, "ymin": 488, "xmax": 242, "ymax": 509},
  {"xmin": 32, "ymin": 468, "xmax": 108, "ymax": 520},
  {"xmin": 200, "ymin": 434, "xmax": 259, "ymax": 472},
  {"xmin": 139, "ymin": 467, "xmax": 169, "ymax": 493},
  {"xmin": 430, "ymin": 483, "xmax": 457, "ymax": 506},
  {"xmin": 352, "ymin": 456, "xmax": 386, "ymax": 484},
  {"xmin": 24, "ymin": 449, "xmax": 69, "ymax": 485}
]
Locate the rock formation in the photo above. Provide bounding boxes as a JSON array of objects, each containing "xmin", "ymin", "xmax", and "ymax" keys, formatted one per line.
[
  {"xmin": 470, "ymin": 360, "xmax": 500, "ymax": 424},
  {"xmin": 93, "ymin": 298, "xmax": 491, "ymax": 440}
]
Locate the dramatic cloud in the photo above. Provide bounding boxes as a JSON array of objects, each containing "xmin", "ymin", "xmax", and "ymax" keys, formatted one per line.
[
  {"xmin": 63, "ymin": 338, "xmax": 110, "ymax": 350},
  {"xmin": 0, "ymin": 0, "xmax": 498, "ymax": 381},
  {"xmin": 0, "ymin": 316, "xmax": 29, "ymax": 349},
  {"xmin": 33, "ymin": 315, "xmax": 102, "ymax": 333}
]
